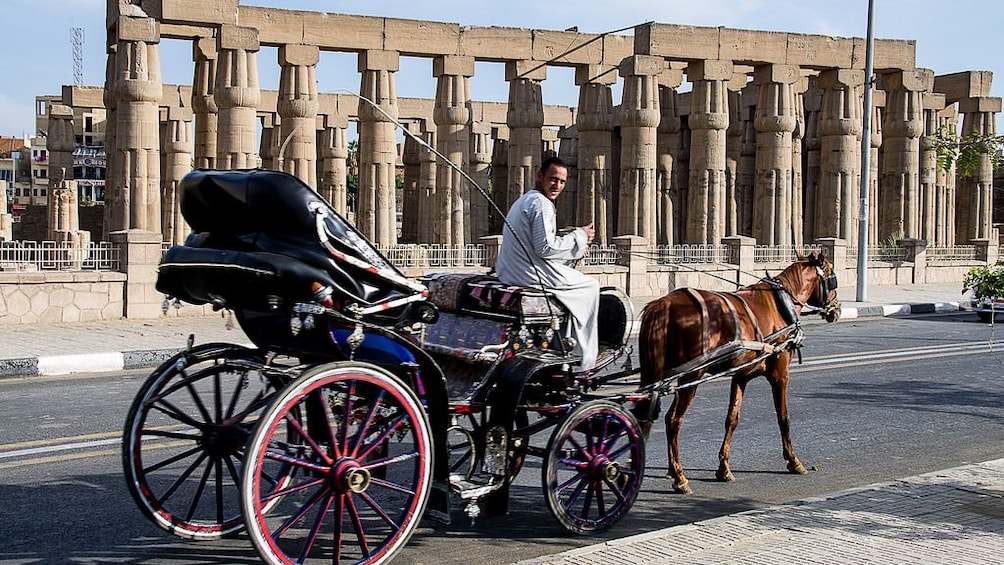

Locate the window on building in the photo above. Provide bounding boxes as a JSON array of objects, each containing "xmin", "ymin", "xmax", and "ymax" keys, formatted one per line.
[
  {"xmin": 75, "ymin": 135, "xmax": 83, "ymax": 144},
  {"xmin": 84, "ymin": 135, "xmax": 94, "ymax": 146},
  {"xmin": 37, "ymin": 100, "xmax": 47, "ymax": 116},
  {"xmin": 84, "ymin": 116, "xmax": 93, "ymax": 133}
]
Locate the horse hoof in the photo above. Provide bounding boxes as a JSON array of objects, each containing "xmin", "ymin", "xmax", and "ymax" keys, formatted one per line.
[
  {"xmin": 716, "ymin": 470, "xmax": 735, "ymax": 482},
  {"xmin": 789, "ymin": 462, "xmax": 807, "ymax": 475},
  {"xmin": 672, "ymin": 480, "xmax": 692, "ymax": 494}
]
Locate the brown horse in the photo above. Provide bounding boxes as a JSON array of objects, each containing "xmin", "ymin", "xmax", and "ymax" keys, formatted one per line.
[{"xmin": 637, "ymin": 251, "xmax": 840, "ymax": 494}]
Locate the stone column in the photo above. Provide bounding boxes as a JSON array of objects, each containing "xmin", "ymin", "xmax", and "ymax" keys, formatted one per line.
[
  {"xmin": 656, "ymin": 69, "xmax": 684, "ymax": 246},
  {"xmin": 161, "ymin": 106, "xmax": 193, "ymax": 245},
  {"xmin": 400, "ymin": 123, "xmax": 421, "ymax": 244},
  {"xmin": 737, "ymin": 84, "xmax": 758, "ymax": 237},
  {"xmin": 575, "ymin": 65, "xmax": 616, "ymax": 244},
  {"xmin": 816, "ymin": 69, "xmax": 863, "ymax": 245},
  {"xmin": 192, "ymin": 37, "xmax": 218, "ymax": 170},
  {"xmin": 919, "ymin": 93, "xmax": 945, "ymax": 245},
  {"xmin": 791, "ymin": 79, "xmax": 807, "ymax": 248},
  {"xmin": 725, "ymin": 87, "xmax": 743, "ymax": 238},
  {"xmin": 48, "ymin": 179, "xmax": 79, "ymax": 240},
  {"xmin": 506, "ymin": 61, "xmax": 545, "ymax": 208},
  {"xmin": 317, "ymin": 114, "xmax": 349, "ymax": 214},
  {"xmin": 956, "ymin": 96, "xmax": 1001, "ymax": 242},
  {"xmin": 936, "ymin": 107, "xmax": 957, "ymax": 245},
  {"xmin": 258, "ymin": 113, "xmax": 279, "ymax": 170},
  {"xmin": 556, "ymin": 125, "xmax": 579, "ymax": 226},
  {"xmin": 102, "ymin": 46, "xmax": 119, "ymax": 240},
  {"xmin": 867, "ymin": 97, "xmax": 884, "ymax": 245},
  {"xmin": 357, "ymin": 49, "xmax": 400, "ymax": 246},
  {"xmin": 418, "ymin": 128, "xmax": 437, "ymax": 244},
  {"xmin": 879, "ymin": 69, "xmax": 931, "ymax": 242},
  {"xmin": 489, "ymin": 129, "xmax": 509, "ymax": 234},
  {"xmin": 752, "ymin": 64, "xmax": 799, "ymax": 246},
  {"xmin": 469, "ymin": 122, "xmax": 493, "ymax": 240},
  {"xmin": 686, "ymin": 60, "xmax": 732, "ymax": 243},
  {"xmin": 215, "ymin": 25, "xmax": 261, "ymax": 170},
  {"xmin": 112, "ymin": 16, "xmax": 162, "ymax": 235},
  {"xmin": 433, "ymin": 56, "xmax": 473, "ymax": 246},
  {"xmin": 802, "ymin": 81, "xmax": 822, "ymax": 241},
  {"xmin": 278, "ymin": 44, "xmax": 319, "ymax": 187},
  {"xmin": 617, "ymin": 55, "xmax": 662, "ymax": 240},
  {"xmin": 46, "ymin": 104, "xmax": 75, "ymax": 193}
]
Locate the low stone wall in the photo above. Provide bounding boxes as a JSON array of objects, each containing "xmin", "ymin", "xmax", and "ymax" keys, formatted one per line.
[{"xmin": 0, "ymin": 271, "xmax": 127, "ymax": 324}]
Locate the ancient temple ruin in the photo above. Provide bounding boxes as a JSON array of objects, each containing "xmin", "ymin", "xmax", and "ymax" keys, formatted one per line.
[{"xmin": 91, "ymin": 0, "xmax": 999, "ymax": 250}]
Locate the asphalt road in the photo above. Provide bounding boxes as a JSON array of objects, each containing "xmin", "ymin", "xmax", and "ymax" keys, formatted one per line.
[{"xmin": 0, "ymin": 310, "xmax": 1002, "ymax": 564}]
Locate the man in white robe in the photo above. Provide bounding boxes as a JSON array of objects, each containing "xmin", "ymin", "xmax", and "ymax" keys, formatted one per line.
[{"xmin": 495, "ymin": 156, "xmax": 600, "ymax": 371}]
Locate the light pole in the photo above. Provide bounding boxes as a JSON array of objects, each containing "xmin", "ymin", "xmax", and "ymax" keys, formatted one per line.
[{"xmin": 856, "ymin": 0, "xmax": 875, "ymax": 302}]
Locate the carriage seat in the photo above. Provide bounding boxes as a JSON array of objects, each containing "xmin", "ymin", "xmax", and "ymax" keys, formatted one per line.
[{"xmin": 423, "ymin": 272, "xmax": 568, "ymax": 324}]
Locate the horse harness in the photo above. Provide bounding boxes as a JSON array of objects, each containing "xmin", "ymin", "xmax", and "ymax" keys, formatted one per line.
[{"xmin": 667, "ymin": 283, "xmax": 805, "ymax": 381}]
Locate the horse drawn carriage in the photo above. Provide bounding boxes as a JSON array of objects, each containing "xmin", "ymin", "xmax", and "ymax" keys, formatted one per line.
[{"xmin": 122, "ymin": 168, "xmax": 839, "ymax": 564}]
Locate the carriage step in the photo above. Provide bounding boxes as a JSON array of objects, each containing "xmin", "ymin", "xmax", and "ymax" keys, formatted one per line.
[{"xmin": 448, "ymin": 477, "xmax": 503, "ymax": 500}]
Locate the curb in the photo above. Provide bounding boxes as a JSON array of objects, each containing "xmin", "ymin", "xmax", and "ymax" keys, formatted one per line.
[{"xmin": 839, "ymin": 300, "xmax": 961, "ymax": 319}]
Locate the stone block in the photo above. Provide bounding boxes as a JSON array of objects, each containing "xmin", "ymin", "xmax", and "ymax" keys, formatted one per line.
[
  {"xmin": 296, "ymin": 11, "xmax": 383, "ymax": 50},
  {"xmin": 116, "ymin": 16, "xmax": 160, "ymax": 43},
  {"xmin": 218, "ymin": 25, "xmax": 259, "ymax": 52},
  {"xmin": 869, "ymin": 38, "xmax": 917, "ymax": 71},
  {"xmin": 193, "ymin": 36, "xmax": 217, "ymax": 60},
  {"xmin": 880, "ymin": 68, "xmax": 934, "ymax": 92},
  {"xmin": 720, "ymin": 28, "xmax": 787, "ymax": 65},
  {"xmin": 753, "ymin": 64, "xmax": 800, "ymax": 85},
  {"xmin": 786, "ymin": 33, "xmax": 854, "ymax": 69},
  {"xmin": 659, "ymin": 69, "xmax": 685, "ymax": 89},
  {"xmin": 958, "ymin": 97, "xmax": 1002, "ymax": 113},
  {"xmin": 279, "ymin": 44, "xmax": 319, "ymax": 66},
  {"xmin": 619, "ymin": 55, "xmax": 665, "ymax": 77},
  {"xmin": 384, "ymin": 18, "xmax": 462, "ymax": 56},
  {"xmin": 155, "ymin": 0, "xmax": 239, "ymax": 25},
  {"xmin": 923, "ymin": 92, "xmax": 947, "ymax": 110},
  {"xmin": 532, "ymin": 31, "xmax": 604, "ymax": 65},
  {"xmin": 635, "ymin": 23, "xmax": 719, "ymax": 61},
  {"xmin": 358, "ymin": 50, "xmax": 400, "ymax": 72},
  {"xmin": 505, "ymin": 60, "xmax": 547, "ymax": 81},
  {"xmin": 433, "ymin": 56, "xmax": 475, "ymax": 78},
  {"xmin": 818, "ymin": 68, "xmax": 864, "ymax": 89},
  {"xmin": 934, "ymin": 71, "xmax": 994, "ymax": 103},
  {"xmin": 687, "ymin": 60, "xmax": 733, "ymax": 82},
  {"xmin": 574, "ymin": 65, "xmax": 618, "ymax": 86},
  {"xmin": 459, "ymin": 26, "xmax": 532, "ymax": 61}
]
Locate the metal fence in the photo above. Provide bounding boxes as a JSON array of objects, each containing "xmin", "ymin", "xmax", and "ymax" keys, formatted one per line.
[
  {"xmin": 582, "ymin": 244, "xmax": 620, "ymax": 266},
  {"xmin": 378, "ymin": 244, "xmax": 486, "ymax": 268},
  {"xmin": 926, "ymin": 245, "xmax": 977, "ymax": 264},
  {"xmin": 651, "ymin": 244, "xmax": 731, "ymax": 265},
  {"xmin": 846, "ymin": 245, "xmax": 910, "ymax": 263},
  {"xmin": 0, "ymin": 240, "xmax": 120, "ymax": 271}
]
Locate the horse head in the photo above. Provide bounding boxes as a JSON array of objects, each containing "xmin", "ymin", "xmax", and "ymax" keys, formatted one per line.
[{"xmin": 803, "ymin": 251, "xmax": 841, "ymax": 323}]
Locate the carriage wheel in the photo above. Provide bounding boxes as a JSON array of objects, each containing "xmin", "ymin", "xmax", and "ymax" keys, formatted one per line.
[
  {"xmin": 542, "ymin": 400, "xmax": 645, "ymax": 534},
  {"xmin": 122, "ymin": 343, "xmax": 287, "ymax": 539},
  {"xmin": 241, "ymin": 361, "xmax": 433, "ymax": 565}
]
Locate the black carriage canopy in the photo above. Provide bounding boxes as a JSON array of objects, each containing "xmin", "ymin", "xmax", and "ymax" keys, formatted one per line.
[{"xmin": 157, "ymin": 168, "xmax": 420, "ymax": 312}]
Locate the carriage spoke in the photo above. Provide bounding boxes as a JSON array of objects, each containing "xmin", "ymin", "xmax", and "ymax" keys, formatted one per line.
[
  {"xmin": 150, "ymin": 399, "xmax": 206, "ymax": 430},
  {"xmin": 182, "ymin": 452, "xmax": 216, "ymax": 522},
  {"xmin": 368, "ymin": 476, "xmax": 417, "ymax": 497},
  {"xmin": 345, "ymin": 492, "xmax": 372, "ymax": 558},
  {"xmin": 142, "ymin": 428, "xmax": 201, "ymax": 441},
  {"xmin": 356, "ymin": 414, "xmax": 409, "ymax": 461},
  {"xmin": 359, "ymin": 490, "xmax": 401, "ymax": 529},
  {"xmin": 350, "ymin": 389, "xmax": 387, "ymax": 458}
]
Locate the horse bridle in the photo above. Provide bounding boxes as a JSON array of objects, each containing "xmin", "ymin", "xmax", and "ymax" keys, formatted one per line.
[{"xmin": 810, "ymin": 264, "xmax": 840, "ymax": 320}]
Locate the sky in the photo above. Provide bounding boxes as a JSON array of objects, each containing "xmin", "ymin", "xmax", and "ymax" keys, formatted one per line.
[{"xmin": 1, "ymin": 0, "xmax": 1001, "ymax": 137}]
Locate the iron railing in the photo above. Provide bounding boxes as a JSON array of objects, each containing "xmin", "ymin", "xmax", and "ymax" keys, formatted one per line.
[
  {"xmin": 582, "ymin": 244, "xmax": 619, "ymax": 266},
  {"xmin": 926, "ymin": 245, "xmax": 977, "ymax": 264},
  {"xmin": 651, "ymin": 244, "xmax": 731, "ymax": 265},
  {"xmin": 378, "ymin": 244, "xmax": 486, "ymax": 268},
  {"xmin": 0, "ymin": 240, "xmax": 119, "ymax": 271}
]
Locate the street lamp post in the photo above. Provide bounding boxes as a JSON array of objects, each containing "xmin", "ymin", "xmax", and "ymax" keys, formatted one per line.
[{"xmin": 856, "ymin": 0, "xmax": 876, "ymax": 302}]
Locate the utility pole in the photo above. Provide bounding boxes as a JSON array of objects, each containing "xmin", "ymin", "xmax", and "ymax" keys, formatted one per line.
[{"xmin": 856, "ymin": 0, "xmax": 875, "ymax": 302}]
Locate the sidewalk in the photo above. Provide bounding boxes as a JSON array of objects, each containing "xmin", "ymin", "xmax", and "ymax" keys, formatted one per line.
[{"xmin": 517, "ymin": 458, "xmax": 1004, "ymax": 565}]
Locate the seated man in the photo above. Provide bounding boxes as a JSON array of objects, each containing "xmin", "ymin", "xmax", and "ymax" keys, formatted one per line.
[{"xmin": 495, "ymin": 156, "xmax": 599, "ymax": 372}]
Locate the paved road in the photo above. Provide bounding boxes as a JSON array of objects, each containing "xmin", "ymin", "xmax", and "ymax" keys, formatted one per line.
[{"xmin": 1, "ymin": 310, "xmax": 1002, "ymax": 564}]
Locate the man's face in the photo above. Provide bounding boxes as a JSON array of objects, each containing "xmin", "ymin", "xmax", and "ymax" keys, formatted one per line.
[{"xmin": 536, "ymin": 164, "xmax": 569, "ymax": 201}]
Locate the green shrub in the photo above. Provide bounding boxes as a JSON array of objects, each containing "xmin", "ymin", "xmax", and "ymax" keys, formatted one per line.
[{"xmin": 963, "ymin": 261, "xmax": 1004, "ymax": 301}]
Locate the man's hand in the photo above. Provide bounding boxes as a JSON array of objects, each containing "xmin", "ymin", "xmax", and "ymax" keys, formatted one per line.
[{"xmin": 580, "ymin": 223, "xmax": 595, "ymax": 244}]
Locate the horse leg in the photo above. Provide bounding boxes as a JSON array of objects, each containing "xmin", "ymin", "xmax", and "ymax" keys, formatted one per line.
[
  {"xmin": 665, "ymin": 388, "xmax": 697, "ymax": 494},
  {"xmin": 716, "ymin": 377, "xmax": 749, "ymax": 482},
  {"xmin": 768, "ymin": 362, "xmax": 806, "ymax": 475}
]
